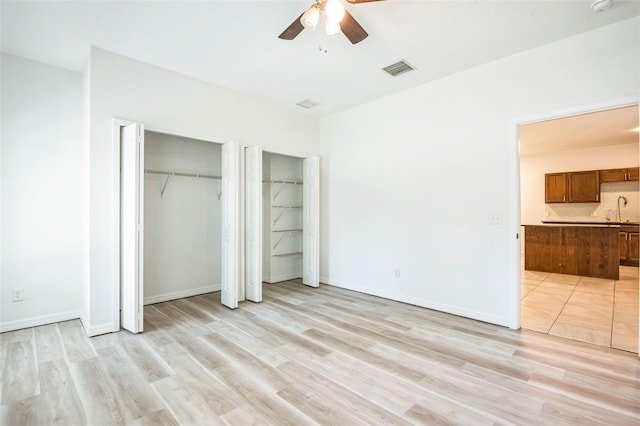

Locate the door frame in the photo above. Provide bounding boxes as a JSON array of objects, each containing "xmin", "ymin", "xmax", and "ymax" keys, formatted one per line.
[
  {"xmin": 111, "ymin": 119, "xmax": 236, "ymax": 330},
  {"xmin": 509, "ymin": 97, "xmax": 639, "ymax": 354}
]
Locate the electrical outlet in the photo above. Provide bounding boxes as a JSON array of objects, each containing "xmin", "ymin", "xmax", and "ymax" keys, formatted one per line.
[
  {"xmin": 394, "ymin": 269, "xmax": 401, "ymax": 278},
  {"xmin": 12, "ymin": 288, "xmax": 24, "ymax": 302}
]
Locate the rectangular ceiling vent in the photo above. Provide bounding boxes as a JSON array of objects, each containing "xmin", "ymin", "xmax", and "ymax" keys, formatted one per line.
[
  {"xmin": 382, "ymin": 60, "xmax": 416, "ymax": 77},
  {"xmin": 296, "ymin": 99, "xmax": 320, "ymax": 109}
]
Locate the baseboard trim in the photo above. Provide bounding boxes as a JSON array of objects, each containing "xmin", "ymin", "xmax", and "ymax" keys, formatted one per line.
[
  {"xmin": 85, "ymin": 322, "xmax": 115, "ymax": 337},
  {"xmin": 144, "ymin": 284, "xmax": 221, "ymax": 305},
  {"xmin": 322, "ymin": 277, "xmax": 511, "ymax": 328},
  {"xmin": 0, "ymin": 310, "xmax": 81, "ymax": 333},
  {"xmin": 264, "ymin": 273, "xmax": 302, "ymax": 284}
]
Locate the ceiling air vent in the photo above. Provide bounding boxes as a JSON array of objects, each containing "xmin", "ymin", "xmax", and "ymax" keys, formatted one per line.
[
  {"xmin": 296, "ymin": 99, "xmax": 320, "ymax": 109},
  {"xmin": 382, "ymin": 60, "xmax": 416, "ymax": 77}
]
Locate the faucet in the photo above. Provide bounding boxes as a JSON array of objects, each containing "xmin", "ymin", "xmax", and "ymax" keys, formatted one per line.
[{"xmin": 617, "ymin": 196, "xmax": 628, "ymax": 222}]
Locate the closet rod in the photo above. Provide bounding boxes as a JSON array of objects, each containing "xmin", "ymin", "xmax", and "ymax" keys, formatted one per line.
[{"xmin": 145, "ymin": 169, "xmax": 221, "ymax": 180}]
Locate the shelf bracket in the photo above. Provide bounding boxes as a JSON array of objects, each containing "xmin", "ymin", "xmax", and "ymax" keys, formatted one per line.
[
  {"xmin": 273, "ymin": 182, "xmax": 287, "ymax": 201},
  {"xmin": 273, "ymin": 210, "xmax": 286, "ymax": 226},
  {"xmin": 273, "ymin": 232, "xmax": 289, "ymax": 250},
  {"xmin": 217, "ymin": 191, "xmax": 222, "ymax": 200},
  {"xmin": 160, "ymin": 173, "xmax": 172, "ymax": 197}
]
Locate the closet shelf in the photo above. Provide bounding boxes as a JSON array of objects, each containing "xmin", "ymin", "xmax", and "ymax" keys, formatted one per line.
[
  {"xmin": 265, "ymin": 179, "xmax": 303, "ymax": 185},
  {"xmin": 272, "ymin": 229, "xmax": 303, "ymax": 233},
  {"xmin": 272, "ymin": 252, "xmax": 303, "ymax": 258},
  {"xmin": 145, "ymin": 169, "xmax": 221, "ymax": 198},
  {"xmin": 145, "ymin": 169, "xmax": 221, "ymax": 180}
]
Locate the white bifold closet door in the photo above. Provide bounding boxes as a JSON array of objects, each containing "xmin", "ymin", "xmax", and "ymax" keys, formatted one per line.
[
  {"xmin": 221, "ymin": 142, "xmax": 240, "ymax": 308},
  {"xmin": 121, "ymin": 123, "xmax": 145, "ymax": 333},
  {"xmin": 245, "ymin": 146, "xmax": 262, "ymax": 302},
  {"xmin": 303, "ymin": 157, "xmax": 320, "ymax": 287}
]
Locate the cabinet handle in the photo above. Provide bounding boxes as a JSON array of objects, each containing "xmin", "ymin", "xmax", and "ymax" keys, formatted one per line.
[
  {"xmin": 563, "ymin": 195, "xmax": 566, "ymax": 202},
  {"xmin": 596, "ymin": 193, "xmax": 599, "ymax": 201}
]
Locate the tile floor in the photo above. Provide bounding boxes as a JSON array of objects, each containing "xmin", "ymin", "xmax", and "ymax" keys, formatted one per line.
[{"xmin": 520, "ymin": 265, "xmax": 639, "ymax": 353}]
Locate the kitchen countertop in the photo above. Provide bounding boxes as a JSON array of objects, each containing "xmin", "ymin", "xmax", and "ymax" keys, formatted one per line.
[{"xmin": 540, "ymin": 221, "xmax": 640, "ymax": 226}]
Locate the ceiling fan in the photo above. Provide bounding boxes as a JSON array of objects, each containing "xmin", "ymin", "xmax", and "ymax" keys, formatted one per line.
[{"xmin": 278, "ymin": 0, "xmax": 383, "ymax": 45}]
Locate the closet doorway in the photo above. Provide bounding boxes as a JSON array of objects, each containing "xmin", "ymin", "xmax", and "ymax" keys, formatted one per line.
[
  {"xmin": 262, "ymin": 150, "xmax": 319, "ymax": 286},
  {"xmin": 118, "ymin": 122, "xmax": 240, "ymax": 333}
]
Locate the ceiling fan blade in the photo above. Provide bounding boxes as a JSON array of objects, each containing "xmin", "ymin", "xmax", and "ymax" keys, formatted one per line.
[
  {"xmin": 341, "ymin": 10, "xmax": 368, "ymax": 44},
  {"xmin": 346, "ymin": 0, "xmax": 384, "ymax": 3},
  {"xmin": 278, "ymin": 13, "xmax": 305, "ymax": 40}
]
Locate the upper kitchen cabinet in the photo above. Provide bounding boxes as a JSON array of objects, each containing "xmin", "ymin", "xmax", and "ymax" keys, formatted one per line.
[
  {"xmin": 567, "ymin": 170, "xmax": 600, "ymax": 203},
  {"xmin": 545, "ymin": 173, "xmax": 567, "ymax": 203},
  {"xmin": 545, "ymin": 170, "xmax": 600, "ymax": 203},
  {"xmin": 601, "ymin": 167, "xmax": 640, "ymax": 183}
]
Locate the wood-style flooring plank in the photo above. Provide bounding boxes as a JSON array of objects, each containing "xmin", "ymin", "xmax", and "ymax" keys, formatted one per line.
[
  {"xmin": 151, "ymin": 342, "xmax": 245, "ymax": 418},
  {"xmin": 1, "ymin": 281, "xmax": 639, "ymax": 426},
  {"xmin": 128, "ymin": 408, "xmax": 179, "ymax": 426},
  {"xmin": 58, "ymin": 320, "xmax": 96, "ymax": 363},
  {"xmin": 34, "ymin": 324, "xmax": 64, "ymax": 363},
  {"xmin": 114, "ymin": 331, "xmax": 175, "ymax": 383},
  {"xmin": 95, "ymin": 344, "xmax": 165, "ymax": 421},
  {"xmin": 275, "ymin": 357, "xmax": 412, "ymax": 425},
  {"xmin": 1, "ymin": 340, "xmax": 39, "ymax": 403},
  {"xmin": 37, "ymin": 358, "xmax": 86, "ymax": 425},
  {"xmin": 68, "ymin": 357, "xmax": 127, "ymax": 424}
]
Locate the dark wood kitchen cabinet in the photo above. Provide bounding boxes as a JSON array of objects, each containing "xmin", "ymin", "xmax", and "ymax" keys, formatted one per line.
[
  {"xmin": 544, "ymin": 173, "xmax": 568, "ymax": 203},
  {"xmin": 524, "ymin": 225, "xmax": 619, "ymax": 280},
  {"xmin": 544, "ymin": 170, "xmax": 600, "ymax": 203},
  {"xmin": 601, "ymin": 167, "xmax": 640, "ymax": 183},
  {"xmin": 620, "ymin": 225, "xmax": 639, "ymax": 266},
  {"xmin": 567, "ymin": 170, "xmax": 600, "ymax": 202}
]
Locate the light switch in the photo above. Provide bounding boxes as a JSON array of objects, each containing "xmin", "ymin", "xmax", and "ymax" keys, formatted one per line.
[{"xmin": 489, "ymin": 214, "xmax": 504, "ymax": 225}]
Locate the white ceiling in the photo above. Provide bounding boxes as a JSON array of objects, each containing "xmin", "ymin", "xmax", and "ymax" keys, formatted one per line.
[
  {"xmin": 1, "ymin": 1, "xmax": 639, "ymax": 117},
  {"xmin": 519, "ymin": 105, "xmax": 639, "ymax": 156}
]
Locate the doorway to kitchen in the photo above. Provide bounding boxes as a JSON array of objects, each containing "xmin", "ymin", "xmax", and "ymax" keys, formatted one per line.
[{"xmin": 517, "ymin": 103, "xmax": 639, "ymax": 353}]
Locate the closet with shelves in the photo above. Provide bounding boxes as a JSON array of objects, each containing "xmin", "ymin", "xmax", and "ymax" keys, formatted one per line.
[
  {"xmin": 262, "ymin": 153, "xmax": 305, "ymax": 283},
  {"xmin": 262, "ymin": 152, "xmax": 319, "ymax": 286}
]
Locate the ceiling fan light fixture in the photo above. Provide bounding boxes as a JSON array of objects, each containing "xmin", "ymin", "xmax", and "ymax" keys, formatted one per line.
[
  {"xmin": 300, "ymin": 5, "xmax": 320, "ymax": 30},
  {"xmin": 325, "ymin": 0, "xmax": 346, "ymax": 22},
  {"xmin": 325, "ymin": 18, "xmax": 341, "ymax": 36}
]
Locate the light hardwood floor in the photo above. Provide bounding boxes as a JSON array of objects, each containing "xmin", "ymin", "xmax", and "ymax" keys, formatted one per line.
[{"xmin": 2, "ymin": 280, "xmax": 640, "ymax": 425}]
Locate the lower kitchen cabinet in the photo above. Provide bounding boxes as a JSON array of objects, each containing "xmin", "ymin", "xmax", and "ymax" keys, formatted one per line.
[
  {"xmin": 620, "ymin": 225, "xmax": 639, "ymax": 267},
  {"xmin": 524, "ymin": 225, "xmax": 619, "ymax": 280}
]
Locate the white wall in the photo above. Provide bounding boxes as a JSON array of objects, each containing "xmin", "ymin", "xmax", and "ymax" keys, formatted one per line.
[
  {"xmin": 521, "ymin": 143, "xmax": 639, "ymax": 225},
  {"xmin": 143, "ymin": 131, "xmax": 222, "ymax": 304},
  {"xmin": 1, "ymin": 54, "xmax": 84, "ymax": 331},
  {"xmin": 318, "ymin": 18, "xmax": 639, "ymax": 327},
  {"xmin": 88, "ymin": 48, "xmax": 319, "ymax": 335}
]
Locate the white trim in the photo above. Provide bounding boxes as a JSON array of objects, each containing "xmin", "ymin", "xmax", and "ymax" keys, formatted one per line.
[
  {"xmin": 262, "ymin": 147, "xmax": 310, "ymax": 160},
  {"xmin": 508, "ymin": 114, "xmax": 521, "ymax": 330},
  {"xmin": 265, "ymin": 273, "xmax": 302, "ymax": 284},
  {"xmin": 112, "ymin": 118, "xmax": 132, "ymax": 333},
  {"xmin": 144, "ymin": 125, "xmax": 233, "ymax": 146},
  {"xmin": 144, "ymin": 285, "xmax": 221, "ymax": 305},
  {"xmin": 323, "ymin": 278, "xmax": 511, "ymax": 328},
  {"xmin": 510, "ymin": 97, "xmax": 640, "ymax": 345},
  {"xmin": 514, "ymin": 98, "xmax": 639, "ymax": 127},
  {"xmin": 86, "ymin": 322, "xmax": 115, "ymax": 337},
  {"xmin": 0, "ymin": 310, "xmax": 82, "ymax": 333}
]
